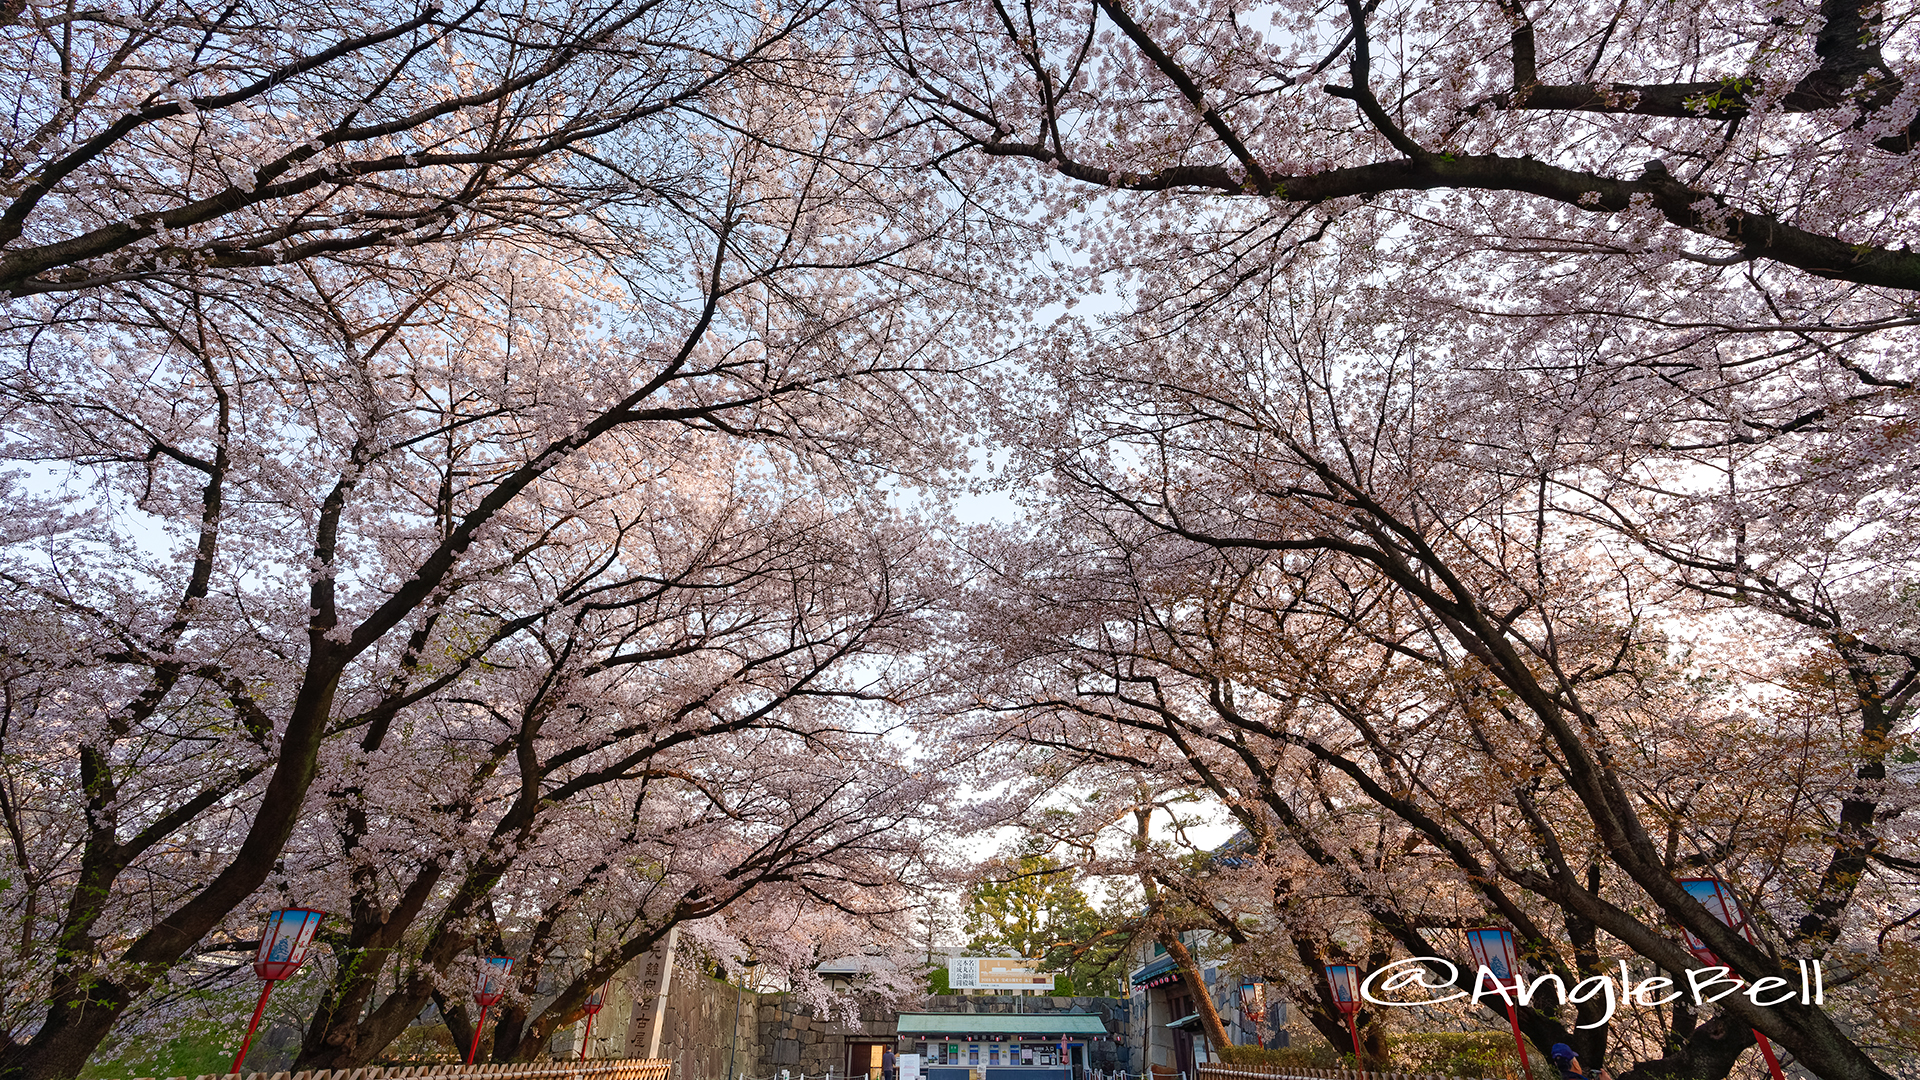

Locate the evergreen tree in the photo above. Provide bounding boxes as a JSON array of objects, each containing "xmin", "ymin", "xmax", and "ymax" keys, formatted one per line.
[{"xmin": 962, "ymin": 853, "xmax": 1125, "ymax": 997}]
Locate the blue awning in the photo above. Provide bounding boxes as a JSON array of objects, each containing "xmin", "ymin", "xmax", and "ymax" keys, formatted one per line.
[{"xmin": 1130, "ymin": 955, "xmax": 1179, "ymax": 987}]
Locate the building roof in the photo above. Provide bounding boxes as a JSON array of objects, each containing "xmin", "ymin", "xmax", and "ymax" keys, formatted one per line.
[
  {"xmin": 1130, "ymin": 955, "xmax": 1179, "ymax": 987},
  {"xmin": 895, "ymin": 1014, "xmax": 1110, "ymax": 1036},
  {"xmin": 1211, "ymin": 829, "xmax": 1256, "ymax": 868}
]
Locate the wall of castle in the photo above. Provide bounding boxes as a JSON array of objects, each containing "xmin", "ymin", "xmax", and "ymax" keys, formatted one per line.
[{"xmin": 554, "ymin": 963, "xmax": 1127, "ymax": 1080}]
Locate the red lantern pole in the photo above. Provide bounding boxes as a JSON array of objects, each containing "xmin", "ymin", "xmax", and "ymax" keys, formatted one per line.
[
  {"xmin": 578, "ymin": 983, "xmax": 608, "ymax": 1062},
  {"xmin": 1754, "ymin": 1035, "xmax": 1786, "ymax": 1080},
  {"xmin": 232, "ymin": 982, "xmax": 276, "ymax": 1077},
  {"xmin": 1467, "ymin": 928, "xmax": 1532, "ymax": 1080},
  {"xmin": 467, "ymin": 957, "xmax": 514, "ymax": 1066},
  {"xmin": 1678, "ymin": 879, "xmax": 1786, "ymax": 1080},
  {"xmin": 467, "ymin": 1002, "xmax": 492, "ymax": 1066},
  {"xmin": 232, "ymin": 908, "xmax": 326, "ymax": 1076},
  {"xmin": 1323, "ymin": 964, "xmax": 1364, "ymax": 1064},
  {"xmin": 1502, "ymin": 1004, "xmax": 1531, "ymax": 1080}
]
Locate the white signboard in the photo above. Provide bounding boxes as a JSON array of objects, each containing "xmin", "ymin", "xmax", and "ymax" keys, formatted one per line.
[
  {"xmin": 900, "ymin": 1054, "xmax": 921, "ymax": 1080},
  {"xmin": 947, "ymin": 956, "xmax": 1056, "ymax": 990}
]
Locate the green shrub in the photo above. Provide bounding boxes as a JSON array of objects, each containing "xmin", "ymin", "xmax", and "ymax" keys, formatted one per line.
[
  {"xmin": 1217, "ymin": 1043, "xmax": 1345, "ymax": 1069},
  {"xmin": 1387, "ymin": 1032, "xmax": 1550, "ymax": 1079}
]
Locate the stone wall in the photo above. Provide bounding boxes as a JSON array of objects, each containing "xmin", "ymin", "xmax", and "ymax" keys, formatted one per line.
[
  {"xmin": 658, "ymin": 967, "xmax": 759, "ymax": 1080},
  {"xmin": 554, "ymin": 960, "xmax": 756, "ymax": 1080},
  {"xmin": 750, "ymin": 994, "xmax": 893, "ymax": 1079}
]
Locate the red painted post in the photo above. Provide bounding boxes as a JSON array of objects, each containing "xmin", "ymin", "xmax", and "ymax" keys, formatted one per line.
[
  {"xmin": 1754, "ymin": 1033, "xmax": 1785, "ymax": 1080},
  {"xmin": 578, "ymin": 983, "xmax": 608, "ymax": 1062},
  {"xmin": 467, "ymin": 1001, "xmax": 492, "ymax": 1065},
  {"xmin": 230, "ymin": 981, "xmax": 275, "ymax": 1075},
  {"xmin": 1502, "ymin": 1004, "xmax": 1532, "ymax": 1079}
]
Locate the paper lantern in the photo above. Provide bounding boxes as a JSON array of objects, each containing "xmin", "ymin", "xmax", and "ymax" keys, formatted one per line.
[
  {"xmin": 1323, "ymin": 965, "xmax": 1361, "ymax": 1018},
  {"xmin": 1322, "ymin": 965, "xmax": 1363, "ymax": 1060},
  {"xmin": 467, "ymin": 956, "xmax": 515, "ymax": 1063},
  {"xmin": 254, "ymin": 908, "xmax": 326, "ymax": 980},
  {"xmin": 1676, "ymin": 878, "xmax": 1785, "ymax": 1080},
  {"xmin": 1465, "ymin": 927, "xmax": 1520, "ymax": 986},
  {"xmin": 475, "ymin": 956, "xmax": 514, "ymax": 1007},
  {"xmin": 232, "ymin": 909, "xmax": 327, "ymax": 1075},
  {"xmin": 577, "ymin": 981, "xmax": 610, "ymax": 1062},
  {"xmin": 1677, "ymin": 877, "xmax": 1754, "ymax": 965},
  {"xmin": 1463, "ymin": 928, "xmax": 1531, "ymax": 1079}
]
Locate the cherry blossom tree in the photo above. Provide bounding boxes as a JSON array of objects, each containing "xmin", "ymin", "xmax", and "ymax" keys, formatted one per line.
[
  {"xmin": 471, "ymin": 736, "xmax": 942, "ymax": 1064},
  {"xmin": 0, "ymin": 0, "xmax": 842, "ymax": 296},
  {"xmin": 868, "ymin": 3, "xmax": 1920, "ymax": 1076},
  {"xmin": 286, "ymin": 489, "xmax": 948, "ymax": 1067},
  {"xmin": 0, "ymin": 6, "xmax": 970, "ymax": 1073},
  {"xmin": 876, "ymin": 0, "xmax": 1920, "ymax": 288},
  {"xmin": 945, "ymin": 250, "xmax": 1916, "ymax": 1078}
]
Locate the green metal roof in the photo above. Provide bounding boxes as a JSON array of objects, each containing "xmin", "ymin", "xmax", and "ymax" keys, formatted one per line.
[
  {"xmin": 895, "ymin": 1013, "xmax": 1110, "ymax": 1036},
  {"xmin": 1130, "ymin": 955, "xmax": 1178, "ymax": 986}
]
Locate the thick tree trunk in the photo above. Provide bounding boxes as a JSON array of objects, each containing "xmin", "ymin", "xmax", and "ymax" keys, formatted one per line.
[
  {"xmin": 1613, "ymin": 1013, "xmax": 1755, "ymax": 1080},
  {"xmin": 298, "ymin": 861, "xmax": 447, "ymax": 1067},
  {"xmin": 1158, "ymin": 933, "xmax": 1232, "ymax": 1057},
  {"xmin": 2, "ymin": 659, "xmax": 342, "ymax": 1080}
]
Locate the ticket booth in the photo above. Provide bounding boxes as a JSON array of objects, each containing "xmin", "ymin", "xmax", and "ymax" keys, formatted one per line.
[{"xmin": 896, "ymin": 1013, "xmax": 1109, "ymax": 1080}]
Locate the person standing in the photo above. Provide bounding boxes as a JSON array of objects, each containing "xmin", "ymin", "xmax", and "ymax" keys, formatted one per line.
[
  {"xmin": 883, "ymin": 1046, "xmax": 897, "ymax": 1080},
  {"xmin": 1549, "ymin": 1043, "xmax": 1611, "ymax": 1080}
]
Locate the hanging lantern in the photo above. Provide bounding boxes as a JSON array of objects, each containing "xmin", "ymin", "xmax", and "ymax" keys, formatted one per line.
[
  {"xmin": 1323, "ymin": 965, "xmax": 1361, "ymax": 1018},
  {"xmin": 475, "ymin": 956, "xmax": 514, "ymax": 1007},
  {"xmin": 1676, "ymin": 878, "xmax": 1786, "ymax": 1080},
  {"xmin": 1465, "ymin": 927, "xmax": 1520, "ymax": 987},
  {"xmin": 231, "ymin": 908, "xmax": 326, "ymax": 1075},
  {"xmin": 1463, "ymin": 929, "xmax": 1532, "ymax": 1080},
  {"xmin": 466, "ymin": 956, "xmax": 515, "ymax": 1065},
  {"xmin": 1322, "ymin": 965, "xmax": 1362, "ymax": 1062},
  {"xmin": 576, "ymin": 981, "xmax": 609, "ymax": 1062},
  {"xmin": 1676, "ymin": 877, "xmax": 1755, "ymax": 965},
  {"xmin": 254, "ymin": 908, "xmax": 326, "ymax": 980}
]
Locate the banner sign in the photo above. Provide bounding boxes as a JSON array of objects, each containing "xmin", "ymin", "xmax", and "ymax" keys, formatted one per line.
[{"xmin": 948, "ymin": 957, "xmax": 1055, "ymax": 990}]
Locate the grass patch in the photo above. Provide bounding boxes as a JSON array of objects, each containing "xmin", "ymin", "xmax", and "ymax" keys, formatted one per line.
[{"xmin": 80, "ymin": 1024, "xmax": 236, "ymax": 1079}]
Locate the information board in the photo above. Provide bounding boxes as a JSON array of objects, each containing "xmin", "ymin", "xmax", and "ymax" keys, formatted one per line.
[{"xmin": 946, "ymin": 957, "xmax": 1056, "ymax": 991}]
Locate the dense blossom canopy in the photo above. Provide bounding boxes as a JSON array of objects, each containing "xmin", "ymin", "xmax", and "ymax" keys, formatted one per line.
[{"xmin": 0, "ymin": 0, "xmax": 1916, "ymax": 1077}]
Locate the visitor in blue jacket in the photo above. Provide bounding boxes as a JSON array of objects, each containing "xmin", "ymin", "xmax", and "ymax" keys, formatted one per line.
[{"xmin": 1549, "ymin": 1043, "xmax": 1610, "ymax": 1080}]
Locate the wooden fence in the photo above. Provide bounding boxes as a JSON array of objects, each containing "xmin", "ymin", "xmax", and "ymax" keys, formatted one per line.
[
  {"xmin": 1199, "ymin": 1062, "xmax": 1505, "ymax": 1080},
  {"xmin": 102, "ymin": 1055, "xmax": 673, "ymax": 1080}
]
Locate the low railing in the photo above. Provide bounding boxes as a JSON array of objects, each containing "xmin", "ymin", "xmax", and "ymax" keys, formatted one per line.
[
  {"xmin": 1199, "ymin": 1062, "xmax": 1504, "ymax": 1080},
  {"xmin": 102, "ymin": 1056, "xmax": 672, "ymax": 1080}
]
